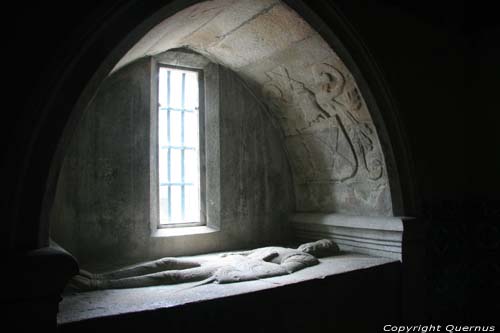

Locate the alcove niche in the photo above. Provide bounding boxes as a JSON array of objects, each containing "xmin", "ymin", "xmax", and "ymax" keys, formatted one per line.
[{"xmin": 50, "ymin": 0, "xmax": 406, "ymax": 272}]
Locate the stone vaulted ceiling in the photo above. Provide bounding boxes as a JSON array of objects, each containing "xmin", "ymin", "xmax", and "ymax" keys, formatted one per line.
[{"xmin": 113, "ymin": 0, "xmax": 393, "ymax": 216}]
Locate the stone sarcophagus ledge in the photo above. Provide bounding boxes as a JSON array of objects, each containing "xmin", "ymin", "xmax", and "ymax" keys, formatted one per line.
[{"xmin": 291, "ymin": 213, "xmax": 404, "ymax": 260}]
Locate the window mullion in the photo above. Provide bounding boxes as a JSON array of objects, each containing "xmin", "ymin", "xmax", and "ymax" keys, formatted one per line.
[
  {"xmin": 181, "ymin": 72, "xmax": 186, "ymax": 221},
  {"xmin": 167, "ymin": 70, "xmax": 172, "ymax": 222}
]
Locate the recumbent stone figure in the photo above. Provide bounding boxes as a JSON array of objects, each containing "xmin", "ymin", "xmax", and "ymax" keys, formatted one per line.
[{"xmin": 70, "ymin": 239, "xmax": 340, "ymax": 290}]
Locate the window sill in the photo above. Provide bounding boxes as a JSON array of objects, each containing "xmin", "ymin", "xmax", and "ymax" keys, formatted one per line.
[{"xmin": 152, "ymin": 225, "xmax": 219, "ymax": 238}]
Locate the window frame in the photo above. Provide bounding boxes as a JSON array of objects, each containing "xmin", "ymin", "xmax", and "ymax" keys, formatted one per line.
[
  {"xmin": 156, "ymin": 64, "xmax": 206, "ymax": 228},
  {"xmin": 150, "ymin": 49, "xmax": 221, "ymax": 236}
]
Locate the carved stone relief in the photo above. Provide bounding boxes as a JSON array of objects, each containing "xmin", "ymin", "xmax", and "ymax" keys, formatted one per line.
[{"xmin": 263, "ymin": 62, "xmax": 391, "ymax": 215}]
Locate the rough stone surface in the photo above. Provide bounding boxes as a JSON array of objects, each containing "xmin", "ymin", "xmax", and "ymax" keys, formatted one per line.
[
  {"xmin": 204, "ymin": 3, "xmax": 314, "ymax": 68},
  {"xmin": 148, "ymin": 0, "xmax": 239, "ymax": 56},
  {"xmin": 218, "ymin": 65, "xmax": 293, "ymax": 244},
  {"xmin": 181, "ymin": 0, "xmax": 280, "ymax": 51},
  {"xmin": 58, "ymin": 252, "xmax": 396, "ymax": 324},
  {"xmin": 50, "ymin": 53, "xmax": 293, "ymax": 267},
  {"xmin": 114, "ymin": 0, "xmax": 238, "ymax": 69},
  {"xmin": 110, "ymin": 0, "xmax": 394, "ymax": 216}
]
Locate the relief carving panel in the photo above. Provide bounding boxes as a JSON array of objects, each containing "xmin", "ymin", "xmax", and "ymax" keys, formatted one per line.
[{"xmin": 263, "ymin": 62, "xmax": 391, "ymax": 215}]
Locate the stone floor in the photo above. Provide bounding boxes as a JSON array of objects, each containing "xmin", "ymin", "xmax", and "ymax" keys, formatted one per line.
[{"xmin": 58, "ymin": 252, "xmax": 396, "ymax": 325}]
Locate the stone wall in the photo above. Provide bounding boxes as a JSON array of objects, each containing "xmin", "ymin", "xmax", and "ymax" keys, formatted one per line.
[
  {"xmin": 50, "ymin": 0, "xmax": 398, "ymax": 268},
  {"xmin": 50, "ymin": 56, "xmax": 293, "ymax": 268},
  {"xmin": 112, "ymin": 0, "xmax": 394, "ymax": 216}
]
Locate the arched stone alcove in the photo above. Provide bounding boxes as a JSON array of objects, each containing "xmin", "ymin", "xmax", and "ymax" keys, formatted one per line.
[
  {"xmin": 1, "ymin": 1, "xmax": 432, "ymax": 329},
  {"xmin": 110, "ymin": 0, "xmax": 396, "ymax": 216},
  {"xmin": 46, "ymin": 0, "xmax": 410, "ymax": 268},
  {"xmin": 3, "ymin": 0, "xmax": 419, "ymax": 259}
]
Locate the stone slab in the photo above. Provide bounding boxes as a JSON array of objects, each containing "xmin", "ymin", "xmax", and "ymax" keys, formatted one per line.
[{"xmin": 58, "ymin": 251, "xmax": 395, "ymax": 325}]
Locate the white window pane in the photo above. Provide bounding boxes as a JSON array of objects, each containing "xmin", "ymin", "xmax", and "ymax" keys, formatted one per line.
[
  {"xmin": 184, "ymin": 112, "xmax": 199, "ymax": 147},
  {"xmin": 184, "ymin": 71, "xmax": 199, "ymax": 111},
  {"xmin": 158, "ymin": 149, "xmax": 169, "ymax": 184},
  {"xmin": 159, "ymin": 186, "xmax": 169, "ymax": 224},
  {"xmin": 170, "ymin": 149, "xmax": 182, "ymax": 183},
  {"xmin": 184, "ymin": 185, "xmax": 200, "ymax": 222},
  {"xmin": 158, "ymin": 110, "xmax": 168, "ymax": 147},
  {"xmin": 158, "ymin": 66, "xmax": 201, "ymax": 225},
  {"xmin": 169, "ymin": 111, "xmax": 182, "ymax": 146},
  {"xmin": 170, "ymin": 185, "xmax": 182, "ymax": 223},
  {"xmin": 184, "ymin": 149, "xmax": 198, "ymax": 184},
  {"xmin": 169, "ymin": 70, "xmax": 183, "ymax": 109},
  {"xmin": 158, "ymin": 68, "xmax": 169, "ymax": 108}
]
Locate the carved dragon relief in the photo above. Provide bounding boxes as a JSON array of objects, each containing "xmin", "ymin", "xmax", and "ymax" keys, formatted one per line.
[{"xmin": 262, "ymin": 63, "xmax": 385, "ymax": 187}]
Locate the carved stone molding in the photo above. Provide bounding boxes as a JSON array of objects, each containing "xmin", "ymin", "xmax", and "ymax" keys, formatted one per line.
[{"xmin": 291, "ymin": 213, "xmax": 404, "ymax": 260}]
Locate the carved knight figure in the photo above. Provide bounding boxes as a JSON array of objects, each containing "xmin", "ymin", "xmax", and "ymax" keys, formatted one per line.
[
  {"xmin": 310, "ymin": 63, "xmax": 383, "ymax": 181},
  {"xmin": 69, "ymin": 239, "xmax": 340, "ymax": 290},
  {"xmin": 262, "ymin": 62, "xmax": 384, "ymax": 183}
]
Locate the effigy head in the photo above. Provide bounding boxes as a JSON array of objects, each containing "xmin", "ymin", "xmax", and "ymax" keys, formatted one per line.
[{"xmin": 297, "ymin": 239, "xmax": 340, "ymax": 258}]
